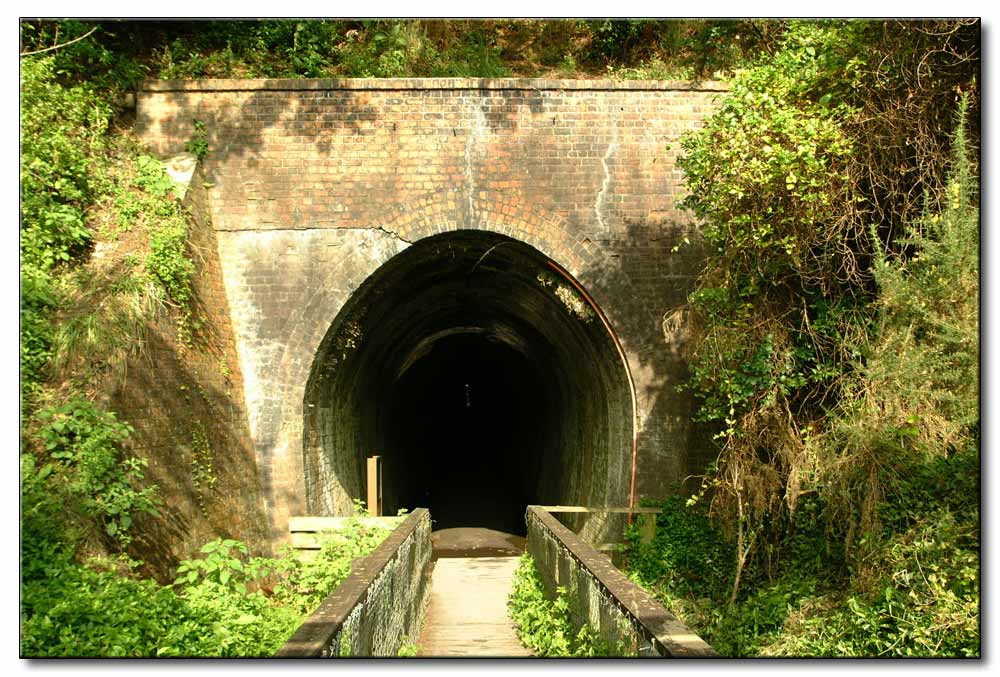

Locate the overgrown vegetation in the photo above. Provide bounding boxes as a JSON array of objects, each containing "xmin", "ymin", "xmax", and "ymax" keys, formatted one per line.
[
  {"xmin": 20, "ymin": 19, "xmax": 782, "ymax": 84},
  {"xmin": 21, "ymin": 501, "xmax": 398, "ymax": 657},
  {"xmin": 20, "ymin": 18, "xmax": 978, "ymax": 658},
  {"xmin": 645, "ymin": 18, "xmax": 979, "ymax": 657},
  {"xmin": 508, "ymin": 554, "xmax": 613, "ymax": 657}
]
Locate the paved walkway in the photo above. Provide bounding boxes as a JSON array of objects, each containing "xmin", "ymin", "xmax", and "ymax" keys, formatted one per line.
[{"xmin": 417, "ymin": 556, "xmax": 532, "ymax": 657}]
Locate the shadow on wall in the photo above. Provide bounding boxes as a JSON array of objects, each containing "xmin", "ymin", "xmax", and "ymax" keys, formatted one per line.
[
  {"xmin": 575, "ymin": 216, "xmax": 716, "ymax": 509},
  {"xmin": 138, "ymin": 81, "xmax": 551, "ymax": 189},
  {"xmin": 108, "ymin": 325, "xmax": 269, "ymax": 582},
  {"xmin": 103, "ymin": 174, "xmax": 271, "ymax": 582}
]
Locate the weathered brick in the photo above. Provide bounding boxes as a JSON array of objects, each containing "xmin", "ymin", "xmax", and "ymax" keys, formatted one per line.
[{"xmin": 137, "ymin": 78, "xmax": 726, "ymax": 543}]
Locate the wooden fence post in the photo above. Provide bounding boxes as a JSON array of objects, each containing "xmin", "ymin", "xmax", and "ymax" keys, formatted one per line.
[{"xmin": 366, "ymin": 455, "xmax": 382, "ymax": 517}]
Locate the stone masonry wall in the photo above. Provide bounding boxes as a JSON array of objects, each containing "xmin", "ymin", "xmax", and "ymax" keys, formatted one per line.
[{"xmin": 136, "ymin": 78, "xmax": 725, "ymax": 543}]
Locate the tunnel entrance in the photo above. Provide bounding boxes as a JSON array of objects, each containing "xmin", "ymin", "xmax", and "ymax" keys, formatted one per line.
[
  {"xmin": 387, "ymin": 332, "xmax": 548, "ymax": 534},
  {"xmin": 303, "ymin": 231, "xmax": 632, "ymax": 536}
]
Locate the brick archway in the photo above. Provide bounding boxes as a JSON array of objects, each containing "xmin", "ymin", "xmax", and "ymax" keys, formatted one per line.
[
  {"xmin": 137, "ymin": 77, "xmax": 725, "ymax": 545},
  {"xmin": 299, "ymin": 229, "xmax": 634, "ymax": 537}
]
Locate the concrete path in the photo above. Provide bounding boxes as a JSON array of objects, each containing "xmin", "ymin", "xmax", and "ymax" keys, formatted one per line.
[{"xmin": 417, "ymin": 556, "xmax": 532, "ymax": 657}]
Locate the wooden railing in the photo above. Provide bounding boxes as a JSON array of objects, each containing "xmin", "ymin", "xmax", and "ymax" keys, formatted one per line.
[{"xmin": 287, "ymin": 515, "xmax": 401, "ymax": 552}]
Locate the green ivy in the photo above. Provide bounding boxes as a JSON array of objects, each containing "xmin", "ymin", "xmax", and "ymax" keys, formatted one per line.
[
  {"xmin": 184, "ymin": 119, "xmax": 209, "ymax": 160},
  {"xmin": 677, "ymin": 22, "xmax": 861, "ymax": 435},
  {"xmin": 624, "ymin": 497, "xmax": 735, "ymax": 600}
]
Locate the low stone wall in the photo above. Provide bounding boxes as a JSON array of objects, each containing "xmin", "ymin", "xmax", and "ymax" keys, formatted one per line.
[
  {"xmin": 525, "ymin": 506, "xmax": 718, "ymax": 657},
  {"xmin": 275, "ymin": 509, "xmax": 432, "ymax": 657}
]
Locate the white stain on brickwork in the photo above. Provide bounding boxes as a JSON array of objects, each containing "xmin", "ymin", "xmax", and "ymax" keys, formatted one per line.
[
  {"xmin": 595, "ymin": 129, "xmax": 618, "ymax": 230},
  {"xmin": 464, "ymin": 98, "xmax": 488, "ymax": 224}
]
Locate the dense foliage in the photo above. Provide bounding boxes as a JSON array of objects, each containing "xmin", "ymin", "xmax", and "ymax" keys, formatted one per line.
[
  {"xmin": 21, "ymin": 470, "xmax": 398, "ymax": 658},
  {"xmin": 653, "ymin": 18, "xmax": 979, "ymax": 657},
  {"xmin": 19, "ymin": 19, "xmax": 781, "ymax": 84},
  {"xmin": 20, "ymin": 57, "xmax": 110, "ymax": 392}
]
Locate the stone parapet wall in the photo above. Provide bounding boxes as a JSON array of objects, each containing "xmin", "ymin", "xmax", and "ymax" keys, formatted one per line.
[
  {"xmin": 525, "ymin": 506, "xmax": 717, "ymax": 657},
  {"xmin": 276, "ymin": 509, "xmax": 432, "ymax": 657}
]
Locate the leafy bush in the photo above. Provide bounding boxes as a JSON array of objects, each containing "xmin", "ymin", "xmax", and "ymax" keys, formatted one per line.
[
  {"xmin": 812, "ymin": 97, "xmax": 979, "ymax": 559},
  {"xmin": 34, "ymin": 397, "xmax": 160, "ymax": 546},
  {"xmin": 622, "ymin": 498, "xmax": 817, "ymax": 656},
  {"xmin": 673, "ymin": 21, "xmax": 979, "ymax": 607},
  {"xmin": 267, "ymin": 510, "xmax": 401, "ymax": 615},
  {"xmin": 643, "ymin": 77, "xmax": 979, "ymax": 658},
  {"xmin": 145, "ymin": 219, "xmax": 194, "ymax": 309},
  {"xmin": 20, "ymin": 269, "xmax": 56, "ymax": 393},
  {"xmin": 20, "ymin": 21, "xmax": 146, "ymax": 91},
  {"xmin": 21, "ymin": 561, "xmax": 204, "ymax": 657},
  {"xmin": 760, "ymin": 504, "xmax": 978, "ymax": 658},
  {"xmin": 20, "ymin": 513, "xmax": 398, "ymax": 657},
  {"xmin": 20, "ymin": 57, "xmax": 109, "ymax": 272},
  {"xmin": 175, "ymin": 538, "xmax": 255, "ymax": 592},
  {"xmin": 678, "ymin": 22, "xmax": 860, "ymax": 435},
  {"xmin": 671, "ymin": 27, "xmax": 872, "ymax": 600},
  {"xmin": 20, "ymin": 453, "xmax": 75, "ymax": 579},
  {"xmin": 625, "ymin": 497, "xmax": 734, "ymax": 600}
]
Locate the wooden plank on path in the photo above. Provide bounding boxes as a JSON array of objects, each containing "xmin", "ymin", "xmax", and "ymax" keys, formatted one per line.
[
  {"xmin": 417, "ymin": 557, "xmax": 532, "ymax": 657},
  {"xmin": 537, "ymin": 505, "xmax": 661, "ymax": 514}
]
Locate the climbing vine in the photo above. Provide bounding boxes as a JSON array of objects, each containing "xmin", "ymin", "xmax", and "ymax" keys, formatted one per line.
[{"xmin": 190, "ymin": 422, "xmax": 216, "ymax": 514}]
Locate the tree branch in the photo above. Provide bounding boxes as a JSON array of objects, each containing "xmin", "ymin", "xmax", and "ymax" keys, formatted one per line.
[{"xmin": 21, "ymin": 26, "xmax": 98, "ymax": 57}]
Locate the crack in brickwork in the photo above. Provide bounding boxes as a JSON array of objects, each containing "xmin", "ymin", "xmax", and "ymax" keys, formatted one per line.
[{"xmin": 595, "ymin": 132, "xmax": 619, "ymax": 230}]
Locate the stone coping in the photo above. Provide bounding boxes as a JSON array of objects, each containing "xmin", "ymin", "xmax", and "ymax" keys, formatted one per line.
[
  {"xmin": 274, "ymin": 509, "xmax": 430, "ymax": 657},
  {"xmin": 526, "ymin": 505, "xmax": 719, "ymax": 658},
  {"xmin": 141, "ymin": 77, "xmax": 729, "ymax": 93}
]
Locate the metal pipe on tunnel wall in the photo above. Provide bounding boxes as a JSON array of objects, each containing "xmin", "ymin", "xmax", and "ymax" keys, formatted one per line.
[{"xmin": 544, "ymin": 260, "xmax": 640, "ymax": 523}]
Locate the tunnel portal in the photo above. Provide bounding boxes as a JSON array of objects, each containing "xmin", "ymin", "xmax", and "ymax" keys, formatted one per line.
[{"xmin": 303, "ymin": 231, "xmax": 633, "ymax": 535}]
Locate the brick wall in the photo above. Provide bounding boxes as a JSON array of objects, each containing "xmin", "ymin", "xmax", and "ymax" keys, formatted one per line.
[
  {"xmin": 105, "ymin": 170, "xmax": 270, "ymax": 575},
  {"xmin": 137, "ymin": 78, "xmax": 725, "ymax": 543}
]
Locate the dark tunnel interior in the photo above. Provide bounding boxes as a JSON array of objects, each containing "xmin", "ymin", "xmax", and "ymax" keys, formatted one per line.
[
  {"xmin": 384, "ymin": 333, "xmax": 550, "ymax": 534},
  {"xmin": 302, "ymin": 231, "xmax": 633, "ymax": 536}
]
